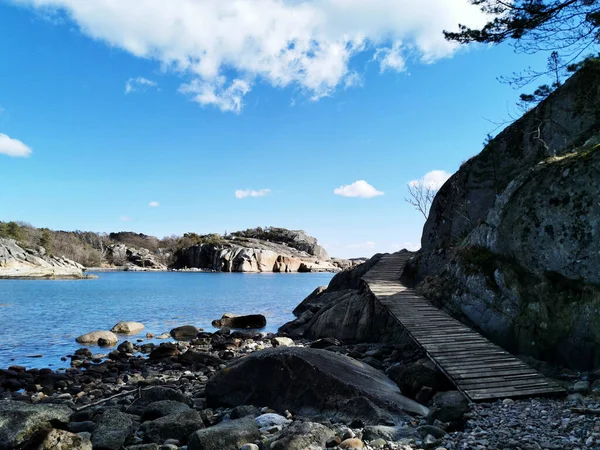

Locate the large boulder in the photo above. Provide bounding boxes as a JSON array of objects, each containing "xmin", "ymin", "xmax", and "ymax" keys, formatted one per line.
[
  {"xmin": 212, "ymin": 314, "xmax": 266, "ymax": 329},
  {"xmin": 270, "ymin": 421, "xmax": 334, "ymax": 450},
  {"xmin": 111, "ymin": 321, "xmax": 145, "ymax": 335},
  {"xmin": 75, "ymin": 331, "xmax": 118, "ymax": 346},
  {"xmin": 205, "ymin": 347, "xmax": 428, "ymax": 424},
  {"xmin": 0, "ymin": 401, "xmax": 72, "ymax": 450},
  {"xmin": 91, "ymin": 409, "xmax": 135, "ymax": 450},
  {"xmin": 187, "ymin": 418, "xmax": 260, "ymax": 450}
]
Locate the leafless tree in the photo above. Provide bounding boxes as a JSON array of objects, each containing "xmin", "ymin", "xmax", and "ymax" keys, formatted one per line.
[{"xmin": 405, "ymin": 183, "xmax": 438, "ymax": 219}]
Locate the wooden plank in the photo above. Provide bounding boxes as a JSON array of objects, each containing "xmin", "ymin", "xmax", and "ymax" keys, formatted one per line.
[{"xmin": 447, "ymin": 368, "xmax": 540, "ymax": 380}]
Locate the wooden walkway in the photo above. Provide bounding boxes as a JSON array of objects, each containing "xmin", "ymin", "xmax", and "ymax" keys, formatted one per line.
[{"xmin": 362, "ymin": 252, "xmax": 565, "ymax": 402}]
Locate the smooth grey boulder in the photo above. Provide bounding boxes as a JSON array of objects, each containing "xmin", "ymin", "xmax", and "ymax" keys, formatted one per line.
[
  {"xmin": 187, "ymin": 418, "xmax": 260, "ymax": 450},
  {"xmin": 426, "ymin": 391, "xmax": 469, "ymax": 427},
  {"xmin": 75, "ymin": 330, "xmax": 118, "ymax": 346},
  {"xmin": 111, "ymin": 321, "xmax": 145, "ymax": 335},
  {"xmin": 362, "ymin": 425, "xmax": 417, "ymax": 441},
  {"xmin": 91, "ymin": 409, "xmax": 135, "ymax": 450},
  {"xmin": 0, "ymin": 401, "xmax": 72, "ymax": 450},
  {"xmin": 139, "ymin": 386, "xmax": 190, "ymax": 406},
  {"xmin": 140, "ymin": 410, "xmax": 203, "ymax": 444},
  {"xmin": 205, "ymin": 347, "xmax": 428, "ymax": 424}
]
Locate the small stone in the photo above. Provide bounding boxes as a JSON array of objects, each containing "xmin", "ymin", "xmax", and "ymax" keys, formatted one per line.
[
  {"xmin": 271, "ymin": 337, "xmax": 294, "ymax": 347},
  {"xmin": 241, "ymin": 444, "xmax": 259, "ymax": 450},
  {"xmin": 340, "ymin": 438, "xmax": 364, "ymax": 449},
  {"xmin": 502, "ymin": 398, "xmax": 515, "ymax": 406},
  {"xmin": 370, "ymin": 438, "xmax": 387, "ymax": 447},
  {"xmin": 326, "ymin": 436, "xmax": 342, "ymax": 448}
]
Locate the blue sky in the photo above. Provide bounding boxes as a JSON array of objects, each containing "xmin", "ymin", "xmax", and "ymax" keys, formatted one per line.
[{"xmin": 0, "ymin": 0, "xmax": 550, "ymax": 258}]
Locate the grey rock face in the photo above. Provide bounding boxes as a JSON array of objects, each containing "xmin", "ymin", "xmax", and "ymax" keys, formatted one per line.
[
  {"xmin": 422, "ymin": 64, "xmax": 600, "ymax": 255},
  {"xmin": 270, "ymin": 421, "xmax": 334, "ymax": 450},
  {"xmin": 205, "ymin": 347, "xmax": 428, "ymax": 424},
  {"xmin": 187, "ymin": 418, "xmax": 260, "ymax": 450},
  {"xmin": 0, "ymin": 238, "xmax": 84, "ymax": 279},
  {"xmin": 0, "ymin": 401, "xmax": 72, "ymax": 450}
]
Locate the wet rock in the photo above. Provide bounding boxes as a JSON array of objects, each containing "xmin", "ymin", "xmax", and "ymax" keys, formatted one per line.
[
  {"xmin": 270, "ymin": 421, "xmax": 334, "ymax": 450},
  {"xmin": 140, "ymin": 410, "xmax": 203, "ymax": 444},
  {"xmin": 91, "ymin": 409, "xmax": 135, "ymax": 450},
  {"xmin": 117, "ymin": 341, "xmax": 135, "ymax": 354},
  {"xmin": 178, "ymin": 350, "xmax": 222, "ymax": 367},
  {"xmin": 75, "ymin": 331, "xmax": 118, "ymax": 346},
  {"xmin": 111, "ymin": 322, "xmax": 145, "ymax": 335},
  {"xmin": 206, "ymin": 347, "xmax": 428, "ymax": 425},
  {"xmin": 255, "ymin": 413, "xmax": 291, "ymax": 428},
  {"xmin": 141, "ymin": 400, "xmax": 190, "ymax": 421},
  {"xmin": 149, "ymin": 343, "xmax": 179, "ymax": 359},
  {"xmin": 187, "ymin": 417, "xmax": 260, "ymax": 450},
  {"xmin": 0, "ymin": 401, "xmax": 72, "ymax": 449},
  {"xmin": 573, "ymin": 380, "xmax": 590, "ymax": 394},
  {"xmin": 170, "ymin": 325, "xmax": 200, "ymax": 341},
  {"xmin": 417, "ymin": 425, "xmax": 447, "ymax": 439},
  {"xmin": 40, "ymin": 429, "xmax": 92, "ymax": 450},
  {"xmin": 212, "ymin": 314, "xmax": 267, "ymax": 329},
  {"xmin": 68, "ymin": 421, "xmax": 96, "ymax": 433}
]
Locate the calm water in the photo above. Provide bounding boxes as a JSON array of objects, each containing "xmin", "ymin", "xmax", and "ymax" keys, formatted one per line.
[{"xmin": 0, "ymin": 271, "xmax": 334, "ymax": 369}]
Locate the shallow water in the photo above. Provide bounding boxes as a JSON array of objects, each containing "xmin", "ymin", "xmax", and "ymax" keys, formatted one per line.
[{"xmin": 0, "ymin": 271, "xmax": 334, "ymax": 369}]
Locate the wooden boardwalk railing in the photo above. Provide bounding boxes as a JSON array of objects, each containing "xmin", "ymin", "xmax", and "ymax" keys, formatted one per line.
[{"xmin": 362, "ymin": 252, "xmax": 565, "ymax": 402}]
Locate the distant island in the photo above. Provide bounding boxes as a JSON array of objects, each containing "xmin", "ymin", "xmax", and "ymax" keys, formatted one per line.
[{"xmin": 0, "ymin": 225, "xmax": 365, "ymax": 279}]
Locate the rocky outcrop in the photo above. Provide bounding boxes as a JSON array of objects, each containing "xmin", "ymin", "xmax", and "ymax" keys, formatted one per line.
[
  {"xmin": 0, "ymin": 238, "xmax": 84, "ymax": 279},
  {"xmin": 422, "ymin": 63, "xmax": 600, "ymax": 257},
  {"xmin": 417, "ymin": 143, "xmax": 600, "ymax": 370},
  {"xmin": 173, "ymin": 234, "xmax": 339, "ymax": 273},
  {"xmin": 205, "ymin": 347, "xmax": 428, "ymax": 424},
  {"xmin": 280, "ymin": 254, "xmax": 411, "ymax": 344},
  {"xmin": 412, "ymin": 63, "xmax": 600, "ymax": 370},
  {"xmin": 106, "ymin": 243, "xmax": 166, "ymax": 270}
]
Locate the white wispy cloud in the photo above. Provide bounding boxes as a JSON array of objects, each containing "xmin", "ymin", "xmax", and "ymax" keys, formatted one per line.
[
  {"xmin": 120, "ymin": 216, "xmax": 133, "ymax": 222},
  {"xmin": 14, "ymin": 0, "xmax": 488, "ymax": 112},
  {"xmin": 235, "ymin": 188, "xmax": 271, "ymax": 199},
  {"xmin": 334, "ymin": 180, "xmax": 384, "ymax": 198},
  {"xmin": 148, "ymin": 201, "xmax": 160, "ymax": 207},
  {"xmin": 409, "ymin": 170, "xmax": 452, "ymax": 190},
  {"xmin": 374, "ymin": 42, "xmax": 406, "ymax": 73},
  {"xmin": 0, "ymin": 133, "xmax": 32, "ymax": 157},
  {"xmin": 125, "ymin": 77, "xmax": 158, "ymax": 94}
]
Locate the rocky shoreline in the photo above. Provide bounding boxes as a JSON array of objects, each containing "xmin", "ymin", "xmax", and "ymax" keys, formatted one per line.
[{"xmin": 0, "ymin": 316, "xmax": 597, "ymax": 450}]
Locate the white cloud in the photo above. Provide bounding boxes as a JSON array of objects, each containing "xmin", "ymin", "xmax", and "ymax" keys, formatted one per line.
[
  {"xmin": 13, "ymin": 0, "xmax": 488, "ymax": 112},
  {"xmin": 235, "ymin": 188, "xmax": 271, "ymax": 199},
  {"xmin": 179, "ymin": 77, "xmax": 251, "ymax": 114},
  {"xmin": 334, "ymin": 180, "xmax": 383, "ymax": 198},
  {"xmin": 0, "ymin": 133, "xmax": 32, "ymax": 157},
  {"xmin": 409, "ymin": 170, "xmax": 452, "ymax": 190},
  {"xmin": 393, "ymin": 242, "xmax": 421, "ymax": 252},
  {"xmin": 374, "ymin": 42, "xmax": 406, "ymax": 73},
  {"xmin": 148, "ymin": 201, "xmax": 160, "ymax": 207},
  {"xmin": 125, "ymin": 76, "xmax": 157, "ymax": 94},
  {"xmin": 120, "ymin": 216, "xmax": 133, "ymax": 221}
]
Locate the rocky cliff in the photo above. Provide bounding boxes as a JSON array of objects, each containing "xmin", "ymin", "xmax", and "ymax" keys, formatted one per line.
[
  {"xmin": 173, "ymin": 230, "xmax": 340, "ymax": 273},
  {"xmin": 0, "ymin": 238, "xmax": 85, "ymax": 279},
  {"xmin": 413, "ymin": 61, "xmax": 600, "ymax": 370}
]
